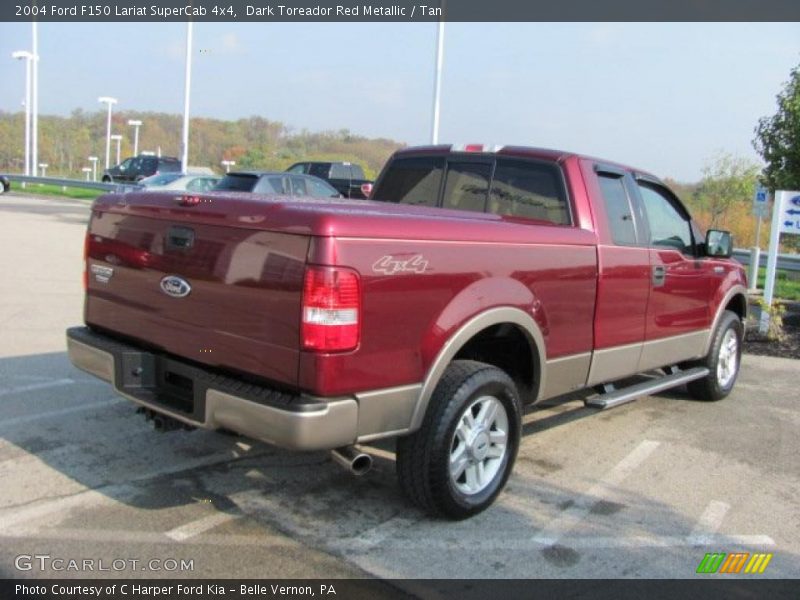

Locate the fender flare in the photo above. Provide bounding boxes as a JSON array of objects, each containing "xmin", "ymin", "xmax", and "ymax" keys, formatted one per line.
[
  {"xmin": 704, "ymin": 284, "xmax": 747, "ymax": 356},
  {"xmin": 408, "ymin": 306, "xmax": 546, "ymax": 432}
]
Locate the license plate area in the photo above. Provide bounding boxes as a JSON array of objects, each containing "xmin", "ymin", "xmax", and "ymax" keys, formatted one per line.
[{"xmin": 117, "ymin": 351, "xmax": 202, "ymax": 421}]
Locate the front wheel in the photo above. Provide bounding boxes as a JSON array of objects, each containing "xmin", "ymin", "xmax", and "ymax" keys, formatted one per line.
[
  {"xmin": 396, "ymin": 360, "xmax": 521, "ymax": 520},
  {"xmin": 686, "ymin": 310, "xmax": 743, "ymax": 401}
]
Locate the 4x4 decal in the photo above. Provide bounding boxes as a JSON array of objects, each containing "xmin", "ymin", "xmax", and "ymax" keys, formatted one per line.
[{"xmin": 372, "ymin": 254, "xmax": 429, "ymax": 275}]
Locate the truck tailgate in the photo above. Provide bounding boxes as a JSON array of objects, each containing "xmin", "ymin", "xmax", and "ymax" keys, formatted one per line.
[{"xmin": 85, "ymin": 192, "xmax": 309, "ymax": 388}]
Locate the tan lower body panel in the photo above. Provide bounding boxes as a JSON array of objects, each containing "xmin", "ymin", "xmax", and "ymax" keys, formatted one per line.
[
  {"xmin": 586, "ymin": 329, "xmax": 711, "ymax": 388},
  {"xmin": 540, "ymin": 353, "xmax": 592, "ymax": 400}
]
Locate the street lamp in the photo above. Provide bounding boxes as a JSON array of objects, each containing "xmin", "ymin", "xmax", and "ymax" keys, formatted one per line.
[
  {"xmin": 181, "ymin": 22, "xmax": 193, "ymax": 173},
  {"xmin": 97, "ymin": 96, "xmax": 118, "ymax": 169},
  {"xmin": 127, "ymin": 119, "xmax": 142, "ymax": 156},
  {"xmin": 11, "ymin": 50, "xmax": 34, "ymax": 176},
  {"xmin": 431, "ymin": 6, "xmax": 445, "ymax": 145},
  {"xmin": 31, "ymin": 22, "xmax": 39, "ymax": 177},
  {"xmin": 110, "ymin": 134, "xmax": 123, "ymax": 165},
  {"xmin": 39, "ymin": 163, "xmax": 48, "ymax": 177},
  {"xmin": 221, "ymin": 160, "xmax": 235, "ymax": 173},
  {"xmin": 88, "ymin": 156, "xmax": 98, "ymax": 181},
  {"xmin": 82, "ymin": 167, "xmax": 92, "ymax": 181}
]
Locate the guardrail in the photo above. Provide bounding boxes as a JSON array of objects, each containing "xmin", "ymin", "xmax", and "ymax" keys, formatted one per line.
[
  {"xmin": 1, "ymin": 174, "xmax": 140, "ymax": 193},
  {"xmin": 732, "ymin": 248, "xmax": 800, "ymax": 273}
]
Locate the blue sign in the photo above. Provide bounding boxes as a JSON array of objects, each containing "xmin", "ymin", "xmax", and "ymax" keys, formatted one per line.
[{"xmin": 779, "ymin": 191, "xmax": 800, "ymax": 235}]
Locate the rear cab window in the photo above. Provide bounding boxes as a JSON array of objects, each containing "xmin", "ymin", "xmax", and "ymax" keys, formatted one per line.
[{"xmin": 373, "ymin": 154, "xmax": 570, "ymax": 225}]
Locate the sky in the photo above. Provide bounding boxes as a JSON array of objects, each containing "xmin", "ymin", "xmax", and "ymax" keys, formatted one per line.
[{"xmin": 0, "ymin": 21, "xmax": 799, "ymax": 181}]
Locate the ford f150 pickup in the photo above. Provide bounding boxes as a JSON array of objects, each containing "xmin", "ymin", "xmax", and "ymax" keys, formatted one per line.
[{"xmin": 67, "ymin": 144, "xmax": 747, "ymax": 519}]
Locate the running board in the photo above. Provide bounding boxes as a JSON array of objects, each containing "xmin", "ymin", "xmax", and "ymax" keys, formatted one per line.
[{"xmin": 585, "ymin": 367, "xmax": 710, "ymax": 409}]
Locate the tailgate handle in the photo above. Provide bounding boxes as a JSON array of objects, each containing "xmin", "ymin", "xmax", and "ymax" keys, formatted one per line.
[{"xmin": 167, "ymin": 226, "xmax": 195, "ymax": 251}]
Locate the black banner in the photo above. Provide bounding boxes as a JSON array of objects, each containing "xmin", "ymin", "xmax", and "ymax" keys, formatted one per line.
[
  {"xmin": 3, "ymin": 0, "xmax": 800, "ymax": 22},
  {"xmin": 2, "ymin": 579, "xmax": 800, "ymax": 600}
]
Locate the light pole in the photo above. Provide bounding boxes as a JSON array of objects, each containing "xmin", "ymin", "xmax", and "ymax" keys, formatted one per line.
[
  {"xmin": 11, "ymin": 51, "xmax": 34, "ymax": 176},
  {"xmin": 88, "ymin": 156, "xmax": 98, "ymax": 181},
  {"xmin": 31, "ymin": 22, "xmax": 39, "ymax": 177},
  {"xmin": 221, "ymin": 160, "xmax": 235, "ymax": 173},
  {"xmin": 110, "ymin": 134, "xmax": 123, "ymax": 165},
  {"xmin": 82, "ymin": 167, "xmax": 92, "ymax": 181},
  {"xmin": 430, "ymin": 1, "xmax": 446, "ymax": 144},
  {"xmin": 181, "ymin": 21, "xmax": 193, "ymax": 174},
  {"xmin": 39, "ymin": 163, "xmax": 48, "ymax": 177},
  {"xmin": 127, "ymin": 119, "xmax": 142, "ymax": 156},
  {"xmin": 98, "ymin": 96, "xmax": 118, "ymax": 169}
]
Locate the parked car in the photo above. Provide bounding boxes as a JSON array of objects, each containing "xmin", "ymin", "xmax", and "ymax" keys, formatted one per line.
[
  {"xmin": 139, "ymin": 173, "xmax": 221, "ymax": 193},
  {"xmin": 68, "ymin": 143, "xmax": 746, "ymax": 520},
  {"xmin": 287, "ymin": 161, "xmax": 373, "ymax": 199},
  {"xmin": 102, "ymin": 155, "xmax": 181, "ymax": 183},
  {"xmin": 0, "ymin": 175, "xmax": 9, "ymax": 194},
  {"xmin": 214, "ymin": 171, "xmax": 341, "ymax": 198}
]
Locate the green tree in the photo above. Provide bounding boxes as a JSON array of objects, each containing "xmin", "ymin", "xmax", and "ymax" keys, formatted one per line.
[
  {"xmin": 753, "ymin": 62, "xmax": 800, "ymax": 192},
  {"xmin": 694, "ymin": 153, "xmax": 759, "ymax": 228}
]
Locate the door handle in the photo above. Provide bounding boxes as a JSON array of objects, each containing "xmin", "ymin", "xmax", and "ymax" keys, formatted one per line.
[{"xmin": 652, "ymin": 265, "xmax": 666, "ymax": 287}]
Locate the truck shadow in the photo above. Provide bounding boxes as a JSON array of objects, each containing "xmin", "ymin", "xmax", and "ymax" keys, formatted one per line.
[{"xmin": 0, "ymin": 351, "xmax": 795, "ymax": 579}]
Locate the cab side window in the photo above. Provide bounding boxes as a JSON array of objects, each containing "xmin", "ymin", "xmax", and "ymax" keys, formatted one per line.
[
  {"xmin": 597, "ymin": 174, "xmax": 637, "ymax": 245},
  {"xmin": 638, "ymin": 183, "xmax": 694, "ymax": 255}
]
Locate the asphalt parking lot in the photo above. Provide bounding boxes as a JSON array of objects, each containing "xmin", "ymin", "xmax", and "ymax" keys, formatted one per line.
[{"xmin": 0, "ymin": 194, "xmax": 798, "ymax": 588}]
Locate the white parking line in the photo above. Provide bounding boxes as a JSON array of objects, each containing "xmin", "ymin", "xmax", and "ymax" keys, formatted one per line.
[
  {"xmin": 0, "ymin": 526, "xmax": 294, "ymax": 547},
  {"xmin": 0, "ymin": 379, "xmax": 75, "ymax": 398},
  {"xmin": 0, "ymin": 451, "xmax": 260, "ymax": 530},
  {"xmin": 166, "ymin": 512, "xmax": 242, "ymax": 541},
  {"xmin": 334, "ymin": 533, "xmax": 775, "ymax": 551},
  {"xmin": 532, "ymin": 439, "xmax": 661, "ymax": 545},
  {"xmin": 687, "ymin": 500, "xmax": 730, "ymax": 545},
  {"xmin": 0, "ymin": 398, "xmax": 125, "ymax": 430}
]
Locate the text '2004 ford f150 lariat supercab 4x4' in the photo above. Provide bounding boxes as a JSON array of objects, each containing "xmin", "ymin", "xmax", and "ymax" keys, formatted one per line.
[{"xmin": 67, "ymin": 144, "xmax": 747, "ymax": 519}]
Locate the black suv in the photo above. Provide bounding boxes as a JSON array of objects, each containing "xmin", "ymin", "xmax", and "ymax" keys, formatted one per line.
[{"xmin": 102, "ymin": 155, "xmax": 181, "ymax": 183}]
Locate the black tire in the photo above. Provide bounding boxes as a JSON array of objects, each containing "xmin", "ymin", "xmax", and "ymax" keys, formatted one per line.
[
  {"xmin": 686, "ymin": 310, "xmax": 743, "ymax": 401},
  {"xmin": 102, "ymin": 176, "xmax": 112, "ymax": 183},
  {"xmin": 396, "ymin": 360, "xmax": 521, "ymax": 520}
]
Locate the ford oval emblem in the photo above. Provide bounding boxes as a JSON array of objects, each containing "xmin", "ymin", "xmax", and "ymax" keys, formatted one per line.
[{"xmin": 160, "ymin": 275, "xmax": 191, "ymax": 298}]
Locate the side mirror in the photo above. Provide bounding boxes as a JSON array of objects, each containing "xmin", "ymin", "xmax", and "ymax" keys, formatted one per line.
[{"xmin": 705, "ymin": 229, "xmax": 732, "ymax": 258}]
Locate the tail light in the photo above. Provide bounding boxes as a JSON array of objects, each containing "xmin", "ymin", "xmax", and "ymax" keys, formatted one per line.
[
  {"xmin": 302, "ymin": 266, "xmax": 360, "ymax": 352},
  {"xmin": 179, "ymin": 195, "xmax": 201, "ymax": 206}
]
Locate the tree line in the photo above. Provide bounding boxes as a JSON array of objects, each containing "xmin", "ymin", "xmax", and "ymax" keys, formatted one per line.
[
  {"xmin": 0, "ymin": 110, "xmax": 403, "ymax": 180},
  {"xmin": 1, "ymin": 60, "xmax": 797, "ymax": 251}
]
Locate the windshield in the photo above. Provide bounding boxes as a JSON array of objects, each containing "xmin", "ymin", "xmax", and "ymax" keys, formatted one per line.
[
  {"xmin": 139, "ymin": 173, "xmax": 183, "ymax": 187},
  {"xmin": 214, "ymin": 173, "xmax": 259, "ymax": 192}
]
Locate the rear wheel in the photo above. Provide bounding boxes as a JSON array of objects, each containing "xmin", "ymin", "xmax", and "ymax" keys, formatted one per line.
[
  {"xmin": 686, "ymin": 310, "xmax": 743, "ymax": 401},
  {"xmin": 396, "ymin": 360, "xmax": 521, "ymax": 519}
]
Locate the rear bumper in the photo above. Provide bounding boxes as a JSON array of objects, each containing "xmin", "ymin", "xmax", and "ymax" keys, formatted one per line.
[{"xmin": 66, "ymin": 326, "xmax": 359, "ymax": 451}]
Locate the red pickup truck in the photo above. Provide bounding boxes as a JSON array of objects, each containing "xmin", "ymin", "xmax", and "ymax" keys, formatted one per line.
[{"xmin": 67, "ymin": 144, "xmax": 747, "ymax": 519}]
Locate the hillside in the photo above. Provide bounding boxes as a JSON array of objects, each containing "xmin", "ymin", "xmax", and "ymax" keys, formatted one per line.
[{"xmin": 0, "ymin": 110, "xmax": 404, "ymax": 180}]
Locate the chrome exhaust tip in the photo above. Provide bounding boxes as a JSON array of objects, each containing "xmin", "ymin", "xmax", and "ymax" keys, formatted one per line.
[{"xmin": 331, "ymin": 446, "xmax": 373, "ymax": 476}]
